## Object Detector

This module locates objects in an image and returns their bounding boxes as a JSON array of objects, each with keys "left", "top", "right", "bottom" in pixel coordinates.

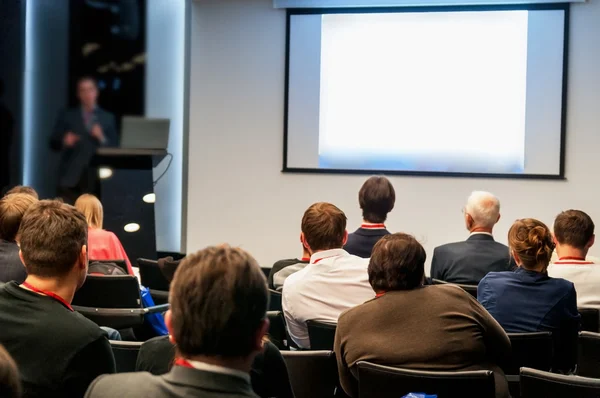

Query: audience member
[
  {"left": 282, "top": 202, "right": 374, "bottom": 348},
  {"left": 4, "top": 186, "right": 38, "bottom": 200},
  {"left": 431, "top": 191, "right": 513, "bottom": 285},
  {"left": 548, "top": 210, "right": 600, "bottom": 309},
  {"left": 0, "top": 344, "right": 21, "bottom": 398},
  {"left": 74, "top": 194, "right": 133, "bottom": 275},
  {"left": 344, "top": 176, "right": 394, "bottom": 258},
  {"left": 0, "top": 200, "right": 115, "bottom": 397},
  {"left": 0, "top": 193, "right": 37, "bottom": 284},
  {"left": 85, "top": 246, "right": 269, "bottom": 398},
  {"left": 268, "top": 237, "right": 310, "bottom": 291},
  {"left": 335, "top": 233, "right": 510, "bottom": 398},
  {"left": 478, "top": 218, "right": 580, "bottom": 371},
  {"left": 136, "top": 336, "right": 293, "bottom": 398}
]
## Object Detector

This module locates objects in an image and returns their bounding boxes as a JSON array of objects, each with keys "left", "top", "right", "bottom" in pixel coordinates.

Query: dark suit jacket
[
  {"left": 430, "top": 234, "right": 514, "bottom": 285},
  {"left": 344, "top": 227, "right": 390, "bottom": 258},
  {"left": 50, "top": 107, "right": 117, "bottom": 188},
  {"left": 85, "top": 366, "right": 259, "bottom": 398},
  {"left": 0, "top": 240, "right": 27, "bottom": 284}
]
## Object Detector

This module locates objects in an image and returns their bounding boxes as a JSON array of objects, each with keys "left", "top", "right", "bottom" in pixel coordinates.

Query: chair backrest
[
  {"left": 431, "top": 279, "right": 478, "bottom": 298},
  {"left": 90, "top": 259, "right": 128, "bottom": 274},
  {"left": 520, "top": 367, "right": 600, "bottom": 398},
  {"left": 282, "top": 351, "right": 338, "bottom": 398},
  {"left": 138, "top": 258, "right": 171, "bottom": 291},
  {"left": 267, "top": 311, "right": 288, "bottom": 350},
  {"left": 578, "top": 331, "right": 600, "bottom": 379},
  {"left": 579, "top": 308, "right": 600, "bottom": 333},
  {"left": 269, "top": 289, "right": 282, "bottom": 312},
  {"left": 73, "top": 275, "right": 141, "bottom": 308},
  {"left": 505, "top": 332, "right": 553, "bottom": 375},
  {"left": 261, "top": 267, "right": 271, "bottom": 279},
  {"left": 307, "top": 320, "right": 337, "bottom": 350},
  {"left": 357, "top": 361, "right": 495, "bottom": 398},
  {"left": 110, "top": 340, "right": 143, "bottom": 373}
]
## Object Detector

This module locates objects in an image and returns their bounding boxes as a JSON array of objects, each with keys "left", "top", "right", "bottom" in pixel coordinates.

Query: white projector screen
[{"left": 284, "top": 6, "right": 568, "bottom": 178}]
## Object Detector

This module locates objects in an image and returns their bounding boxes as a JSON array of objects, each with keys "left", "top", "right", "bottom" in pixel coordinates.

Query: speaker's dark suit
[
  {"left": 430, "top": 234, "right": 514, "bottom": 285},
  {"left": 50, "top": 107, "right": 117, "bottom": 199}
]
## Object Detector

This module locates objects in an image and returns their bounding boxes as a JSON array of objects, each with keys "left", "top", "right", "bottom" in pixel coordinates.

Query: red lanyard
[
  {"left": 375, "top": 292, "right": 386, "bottom": 298},
  {"left": 175, "top": 358, "right": 194, "bottom": 368},
  {"left": 21, "top": 282, "right": 73, "bottom": 312},
  {"left": 300, "top": 257, "right": 310, "bottom": 262},
  {"left": 313, "top": 254, "right": 342, "bottom": 264},
  {"left": 557, "top": 256, "right": 594, "bottom": 264},
  {"left": 361, "top": 223, "right": 386, "bottom": 229}
]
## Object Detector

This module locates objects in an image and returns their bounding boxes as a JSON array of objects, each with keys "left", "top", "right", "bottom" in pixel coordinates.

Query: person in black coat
[
  {"left": 50, "top": 76, "right": 117, "bottom": 204},
  {"left": 431, "top": 191, "right": 514, "bottom": 285}
]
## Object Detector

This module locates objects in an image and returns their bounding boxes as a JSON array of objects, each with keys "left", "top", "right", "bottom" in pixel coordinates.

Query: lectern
[{"left": 92, "top": 148, "right": 167, "bottom": 264}]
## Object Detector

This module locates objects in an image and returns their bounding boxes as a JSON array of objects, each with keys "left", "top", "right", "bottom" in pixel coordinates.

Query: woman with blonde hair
[
  {"left": 74, "top": 194, "right": 133, "bottom": 275},
  {"left": 478, "top": 218, "right": 580, "bottom": 372}
]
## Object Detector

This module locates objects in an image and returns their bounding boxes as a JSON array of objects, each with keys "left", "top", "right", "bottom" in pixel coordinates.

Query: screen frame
[{"left": 282, "top": 3, "right": 570, "bottom": 180}]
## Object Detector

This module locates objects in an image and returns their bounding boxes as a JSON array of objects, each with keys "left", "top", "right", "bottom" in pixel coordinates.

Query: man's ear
[
  {"left": 552, "top": 234, "right": 558, "bottom": 247},
  {"left": 342, "top": 230, "right": 349, "bottom": 246},
  {"left": 496, "top": 213, "right": 501, "bottom": 223},
  {"left": 165, "top": 310, "right": 177, "bottom": 345},
  {"left": 18, "top": 250, "right": 26, "bottom": 270},
  {"left": 254, "top": 318, "right": 270, "bottom": 352},
  {"left": 587, "top": 235, "right": 595, "bottom": 250},
  {"left": 79, "top": 245, "right": 88, "bottom": 270},
  {"left": 301, "top": 232, "right": 310, "bottom": 252}
]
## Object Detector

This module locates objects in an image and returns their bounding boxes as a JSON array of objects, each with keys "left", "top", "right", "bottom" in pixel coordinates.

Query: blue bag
[
  {"left": 402, "top": 394, "right": 437, "bottom": 398},
  {"left": 140, "top": 285, "right": 168, "bottom": 336}
]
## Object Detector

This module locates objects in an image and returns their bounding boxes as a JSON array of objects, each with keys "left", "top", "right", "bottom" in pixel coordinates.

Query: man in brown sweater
[{"left": 334, "top": 233, "right": 511, "bottom": 398}]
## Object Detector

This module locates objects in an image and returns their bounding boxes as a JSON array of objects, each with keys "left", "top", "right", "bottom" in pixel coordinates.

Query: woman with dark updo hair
[{"left": 478, "top": 218, "right": 580, "bottom": 371}]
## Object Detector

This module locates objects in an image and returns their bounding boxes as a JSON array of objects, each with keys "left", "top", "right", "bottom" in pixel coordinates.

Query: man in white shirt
[
  {"left": 282, "top": 202, "right": 374, "bottom": 349},
  {"left": 548, "top": 209, "right": 600, "bottom": 309}
]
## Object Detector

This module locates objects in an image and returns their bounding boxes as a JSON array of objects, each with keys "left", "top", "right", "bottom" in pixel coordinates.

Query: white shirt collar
[
  {"left": 310, "top": 248, "right": 348, "bottom": 264},
  {"left": 186, "top": 360, "right": 250, "bottom": 382},
  {"left": 469, "top": 232, "right": 493, "bottom": 237}
]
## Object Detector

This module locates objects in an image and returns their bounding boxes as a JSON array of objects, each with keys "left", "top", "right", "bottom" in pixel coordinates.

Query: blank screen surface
[
  {"left": 120, "top": 117, "right": 171, "bottom": 150},
  {"left": 285, "top": 7, "right": 567, "bottom": 177}
]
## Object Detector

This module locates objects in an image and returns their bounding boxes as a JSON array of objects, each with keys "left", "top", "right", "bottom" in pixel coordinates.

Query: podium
[{"left": 92, "top": 148, "right": 167, "bottom": 264}]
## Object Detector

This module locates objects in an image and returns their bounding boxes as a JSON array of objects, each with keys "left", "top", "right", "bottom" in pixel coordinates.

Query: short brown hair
[
  {"left": 170, "top": 246, "right": 268, "bottom": 358},
  {"left": 0, "top": 344, "right": 20, "bottom": 398},
  {"left": 508, "top": 218, "right": 555, "bottom": 270},
  {"left": 554, "top": 210, "right": 595, "bottom": 249},
  {"left": 0, "top": 194, "right": 38, "bottom": 241},
  {"left": 359, "top": 176, "right": 395, "bottom": 223},
  {"left": 18, "top": 200, "right": 88, "bottom": 277},
  {"left": 5, "top": 186, "right": 38, "bottom": 200},
  {"left": 301, "top": 203, "right": 347, "bottom": 252},
  {"left": 369, "top": 233, "right": 426, "bottom": 291}
]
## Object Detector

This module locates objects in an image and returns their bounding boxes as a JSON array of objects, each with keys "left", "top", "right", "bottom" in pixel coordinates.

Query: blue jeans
[{"left": 101, "top": 326, "right": 122, "bottom": 341}]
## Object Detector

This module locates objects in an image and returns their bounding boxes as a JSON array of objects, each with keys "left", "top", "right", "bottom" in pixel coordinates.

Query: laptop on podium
[{"left": 120, "top": 116, "right": 170, "bottom": 150}]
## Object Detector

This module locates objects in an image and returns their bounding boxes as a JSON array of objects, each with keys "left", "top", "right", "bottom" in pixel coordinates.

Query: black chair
[
  {"left": 520, "top": 367, "right": 600, "bottom": 398},
  {"left": 505, "top": 332, "right": 553, "bottom": 398},
  {"left": 110, "top": 340, "right": 143, "bottom": 373},
  {"left": 137, "top": 258, "right": 171, "bottom": 305},
  {"left": 282, "top": 350, "right": 338, "bottom": 398},
  {"left": 269, "top": 289, "right": 282, "bottom": 312},
  {"left": 89, "top": 259, "right": 128, "bottom": 274},
  {"left": 72, "top": 275, "right": 169, "bottom": 329},
  {"left": 307, "top": 320, "right": 337, "bottom": 350},
  {"left": 261, "top": 267, "right": 271, "bottom": 280},
  {"left": 431, "top": 279, "right": 478, "bottom": 298},
  {"left": 578, "top": 331, "right": 600, "bottom": 378},
  {"left": 267, "top": 311, "right": 288, "bottom": 350},
  {"left": 357, "top": 361, "right": 495, "bottom": 398},
  {"left": 579, "top": 308, "right": 600, "bottom": 333}
]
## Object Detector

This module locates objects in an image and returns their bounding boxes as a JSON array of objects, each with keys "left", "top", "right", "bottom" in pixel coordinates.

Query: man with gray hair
[{"left": 430, "top": 191, "right": 514, "bottom": 285}]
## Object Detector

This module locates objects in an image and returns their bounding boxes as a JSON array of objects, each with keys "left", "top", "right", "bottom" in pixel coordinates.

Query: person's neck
[
  {"left": 556, "top": 245, "right": 588, "bottom": 260},
  {"left": 521, "top": 263, "right": 548, "bottom": 273},
  {"left": 362, "top": 219, "right": 385, "bottom": 225},
  {"left": 82, "top": 103, "right": 96, "bottom": 113},
  {"left": 469, "top": 226, "right": 493, "bottom": 234},
  {"left": 301, "top": 251, "right": 311, "bottom": 260},
  {"left": 21, "top": 274, "right": 77, "bottom": 304},
  {"left": 186, "top": 354, "right": 253, "bottom": 374}
]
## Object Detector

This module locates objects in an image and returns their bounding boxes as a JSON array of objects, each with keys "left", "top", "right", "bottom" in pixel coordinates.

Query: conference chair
[
  {"left": 89, "top": 259, "right": 128, "bottom": 275},
  {"left": 137, "top": 258, "right": 171, "bottom": 305},
  {"left": 267, "top": 311, "right": 288, "bottom": 350},
  {"left": 579, "top": 308, "right": 600, "bottom": 333},
  {"left": 282, "top": 350, "right": 338, "bottom": 398},
  {"left": 357, "top": 361, "right": 495, "bottom": 398},
  {"left": 505, "top": 332, "right": 553, "bottom": 398},
  {"left": 307, "top": 320, "right": 337, "bottom": 350},
  {"left": 431, "top": 279, "right": 478, "bottom": 298},
  {"left": 578, "top": 331, "right": 600, "bottom": 378},
  {"left": 269, "top": 289, "right": 283, "bottom": 312},
  {"left": 110, "top": 340, "right": 143, "bottom": 373},
  {"left": 520, "top": 367, "right": 600, "bottom": 398},
  {"left": 72, "top": 274, "right": 169, "bottom": 330},
  {"left": 261, "top": 267, "right": 271, "bottom": 280}
]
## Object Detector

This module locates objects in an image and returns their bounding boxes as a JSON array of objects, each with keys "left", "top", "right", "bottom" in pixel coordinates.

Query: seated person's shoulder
[
  {"left": 86, "top": 371, "right": 158, "bottom": 397},
  {"left": 433, "top": 240, "right": 466, "bottom": 255},
  {"left": 550, "top": 275, "right": 576, "bottom": 292},
  {"left": 478, "top": 271, "right": 511, "bottom": 286}
]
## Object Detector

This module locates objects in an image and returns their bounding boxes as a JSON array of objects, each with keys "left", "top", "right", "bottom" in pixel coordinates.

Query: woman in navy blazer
[{"left": 477, "top": 218, "right": 580, "bottom": 372}]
